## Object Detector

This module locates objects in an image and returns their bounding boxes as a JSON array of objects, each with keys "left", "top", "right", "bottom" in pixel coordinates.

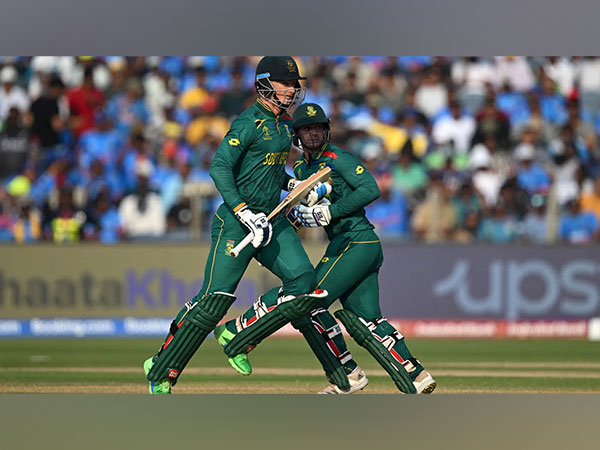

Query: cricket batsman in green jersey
[
  {"left": 143, "top": 58, "right": 340, "bottom": 394},
  {"left": 215, "top": 103, "right": 437, "bottom": 394}
]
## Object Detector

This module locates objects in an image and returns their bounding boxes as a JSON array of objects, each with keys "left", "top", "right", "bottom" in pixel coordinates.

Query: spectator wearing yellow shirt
[
  {"left": 370, "top": 108, "right": 428, "bottom": 157},
  {"left": 580, "top": 178, "right": 600, "bottom": 222}
]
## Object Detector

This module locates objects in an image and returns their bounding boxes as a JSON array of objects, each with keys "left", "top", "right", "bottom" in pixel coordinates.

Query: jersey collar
[{"left": 256, "top": 98, "right": 277, "bottom": 118}]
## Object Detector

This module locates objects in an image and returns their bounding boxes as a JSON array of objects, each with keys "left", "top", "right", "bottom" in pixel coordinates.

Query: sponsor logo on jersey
[
  {"left": 228, "top": 138, "right": 240, "bottom": 146},
  {"left": 225, "top": 240, "right": 235, "bottom": 256},
  {"left": 356, "top": 165, "right": 364, "bottom": 174}
]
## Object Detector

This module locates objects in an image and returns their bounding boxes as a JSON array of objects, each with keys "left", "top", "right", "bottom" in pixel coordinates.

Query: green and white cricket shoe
[
  {"left": 413, "top": 370, "right": 436, "bottom": 394},
  {"left": 143, "top": 357, "right": 172, "bottom": 394},
  {"left": 213, "top": 324, "right": 252, "bottom": 376},
  {"left": 318, "top": 366, "right": 369, "bottom": 394}
]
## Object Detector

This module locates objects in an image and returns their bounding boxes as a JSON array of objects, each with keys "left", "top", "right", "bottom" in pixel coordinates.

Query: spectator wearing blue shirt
[
  {"left": 105, "top": 79, "right": 149, "bottom": 138},
  {"left": 121, "top": 134, "right": 156, "bottom": 192},
  {"left": 520, "top": 194, "right": 551, "bottom": 244},
  {"left": 559, "top": 199, "right": 599, "bottom": 244},
  {"left": 78, "top": 112, "right": 124, "bottom": 173},
  {"left": 478, "top": 201, "right": 519, "bottom": 243},
  {"left": 538, "top": 77, "right": 568, "bottom": 126},
  {"left": 83, "top": 188, "right": 122, "bottom": 244},
  {"left": 514, "top": 143, "right": 550, "bottom": 195},
  {"left": 495, "top": 82, "right": 530, "bottom": 127},
  {"left": 365, "top": 180, "right": 409, "bottom": 238}
]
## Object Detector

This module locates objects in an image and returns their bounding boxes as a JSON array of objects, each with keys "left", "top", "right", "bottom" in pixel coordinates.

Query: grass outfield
[{"left": 0, "top": 337, "right": 599, "bottom": 393}]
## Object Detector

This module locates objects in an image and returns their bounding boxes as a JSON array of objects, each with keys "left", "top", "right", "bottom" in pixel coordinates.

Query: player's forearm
[
  {"left": 329, "top": 182, "right": 380, "bottom": 219},
  {"left": 209, "top": 162, "right": 246, "bottom": 212}
]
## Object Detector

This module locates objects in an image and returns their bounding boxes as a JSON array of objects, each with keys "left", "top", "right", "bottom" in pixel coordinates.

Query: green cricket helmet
[
  {"left": 255, "top": 56, "right": 306, "bottom": 110},
  {"left": 292, "top": 103, "right": 331, "bottom": 156}
]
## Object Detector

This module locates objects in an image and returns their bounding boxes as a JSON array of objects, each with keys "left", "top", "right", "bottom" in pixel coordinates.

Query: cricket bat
[{"left": 229, "top": 166, "right": 331, "bottom": 257}]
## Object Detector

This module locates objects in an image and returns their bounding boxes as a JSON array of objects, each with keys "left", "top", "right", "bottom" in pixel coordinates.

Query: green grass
[{"left": 1, "top": 337, "right": 599, "bottom": 393}]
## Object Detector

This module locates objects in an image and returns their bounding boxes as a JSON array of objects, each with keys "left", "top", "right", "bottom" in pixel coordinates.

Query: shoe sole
[{"left": 227, "top": 357, "right": 251, "bottom": 376}]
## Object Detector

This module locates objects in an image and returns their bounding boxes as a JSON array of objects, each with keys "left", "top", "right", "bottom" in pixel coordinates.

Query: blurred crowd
[{"left": 0, "top": 56, "right": 599, "bottom": 245}]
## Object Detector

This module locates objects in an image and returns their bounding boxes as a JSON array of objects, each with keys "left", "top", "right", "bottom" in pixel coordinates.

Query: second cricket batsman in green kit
[
  {"left": 143, "top": 57, "right": 340, "bottom": 394},
  {"left": 216, "top": 103, "right": 437, "bottom": 394}
]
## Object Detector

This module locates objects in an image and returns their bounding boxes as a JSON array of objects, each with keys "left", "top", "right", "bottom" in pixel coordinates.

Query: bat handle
[{"left": 230, "top": 233, "right": 253, "bottom": 258}]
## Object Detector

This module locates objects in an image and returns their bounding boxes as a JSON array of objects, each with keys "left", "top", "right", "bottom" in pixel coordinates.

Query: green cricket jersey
[
  {"left": 210, "top": 99, "right": 294, "bottom": 216},
  {"left": 293, "top": 143, "right": 380, "bottom": 240}
]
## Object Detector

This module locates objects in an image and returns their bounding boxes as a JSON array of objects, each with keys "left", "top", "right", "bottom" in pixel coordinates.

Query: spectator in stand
[
  {"left": 29, "top": 75, "right": 68, "bottom": 173},
  {"left": 520, "top": 194, "right": 551, "bottom": 244},
  {"left": 478, "top": 200, "right": 518, "bottom": 243},
  {"left": 469, "top": 144, "right": 504, "bottom": 208},
  {"left": 498, "top": 177, "right": 530, "bottom": 220},
  {"left": 67, "top": 67, "right": 105, "bottom": 139},
  {"left": 391, "top": 143, "right": 428, "bottom": 197},
  {"left": 559, "top": 199, "right": 599, "bottom": 244},
  {"left": 453, "top": 210, "right": 481, "bottom": 243},
  {"left": 548, "top": 140, "right": 583, "bottom": 206},
  {"left": 511, "top": 96, "right": 556, "bottom": 147},
  {"left": 365, "top": 178, "right": 410, "bottom": 238},
  {"left": 370, "top": 107, "right": 429, "bottom": 157},
  {"left": 538, "top": 75, "right": 568, "bottom": 126},
  {"left": 495, "top": 81, "right": 530, "bottom": 127},
  {"left": 431, "top": 99, "right": 476, "bottom": 154},
  {"left": 451, "top": 57, "right": 495, "bottom": 114},
  {"left": 472, "top": 96, "right": 510, "bottom": 148},
  {"left": 576, "top": 57, "right": 600, "bottom": 123},
  {"left": 493, "top": 56, "right": 535, "bottom": 93},
  {"left": 83, "top": 187, "right": 122, "bottom": 244},
  {"left": 43, "top": 185, "right": 86, "bottom": 244},
  {"left": 543, "top": 57, "right": 576, "bottom": 98},
  {"left": 412, "top": 172, "right": 456, "bottom": 242},
  {"left": 118, "top": 159, "right": 166, "bottom": 238},
  {"left": 415, "top": 66, "right": 448, "bottom": 119},
  {"left": 514, "top": 143, "right": 551, "bottom": 195},
  {"left": 0, "top": 65, "right": 30, "bottom": 120},
  {"left": 11, "top": 196, "right": 42, "bottom": 244},
  {"left": 0, "top": 108, "right": 31, "bottom": 180},
  {"left": 78, "top": 110, "right": 124, "bottom": 173},
  {"left": 86, "top": 158, "right": 125, "bottom": 204},
  {"left": 452, "top": 180, "right": 484, "bottom": 230},
  {"left": 218, "top": 69, "right": 253, "bottom": 119},
  {"left": 105, "top": 78, "right": 149, "bottom": 138},
  {"left": 580, "top": 178, "right": 600, "bottom": 222}
]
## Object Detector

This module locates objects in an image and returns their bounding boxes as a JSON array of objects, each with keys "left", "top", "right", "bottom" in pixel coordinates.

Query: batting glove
[
  {"left": 287, "top": 178, "right": 302, "bottom": 191},
  {"left": 294, "top": 199, "right": 332, "bottom": 227},
  {"left": 235, "top": 205, "right": 273, "bottom": 248},
  {"left": 303, "top": 182, "right": 332, "bottom": 206}
]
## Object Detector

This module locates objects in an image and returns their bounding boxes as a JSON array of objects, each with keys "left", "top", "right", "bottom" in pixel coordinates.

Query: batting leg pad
[
  {"left": 292, "top": 311, "right": 350, "bottom": 392},
  {"left": 147, "top": 292, "right": 236, "bottom": 384},
  {"left": 335, "top": 310, "right": 416, "bottom": 394},
  {"left": 224, "top": 289, "right": 328, "bottom": 357}
]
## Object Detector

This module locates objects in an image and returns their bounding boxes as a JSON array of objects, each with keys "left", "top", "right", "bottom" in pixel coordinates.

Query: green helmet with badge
[
  {"left": 255, "top": 56, "right": 306, "bottom": 110},
  {"left": 292, "top": 103, "right": 331, "bottom": 156}
]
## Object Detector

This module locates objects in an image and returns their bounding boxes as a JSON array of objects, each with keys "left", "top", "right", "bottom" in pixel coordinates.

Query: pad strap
[
  {"left": 224, "top": 290, "right": 328, "bottom": 357},
  {"left": 147, "top": 292, "right": 236, "bottom": 384},
  {"left": 292, "top": 312, "right": 350, "bottom": 391},
  {"left": 335, "top": 309, "right": 416, "bottom": 394}
]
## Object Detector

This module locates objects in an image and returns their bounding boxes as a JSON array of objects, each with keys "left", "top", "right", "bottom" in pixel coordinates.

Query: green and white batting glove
[
  {"left": 235, "top": 205, "right": 273, "bottom": 248},
  {"left": 294, "top": 199, "right": 331, "bottom": 227}
]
